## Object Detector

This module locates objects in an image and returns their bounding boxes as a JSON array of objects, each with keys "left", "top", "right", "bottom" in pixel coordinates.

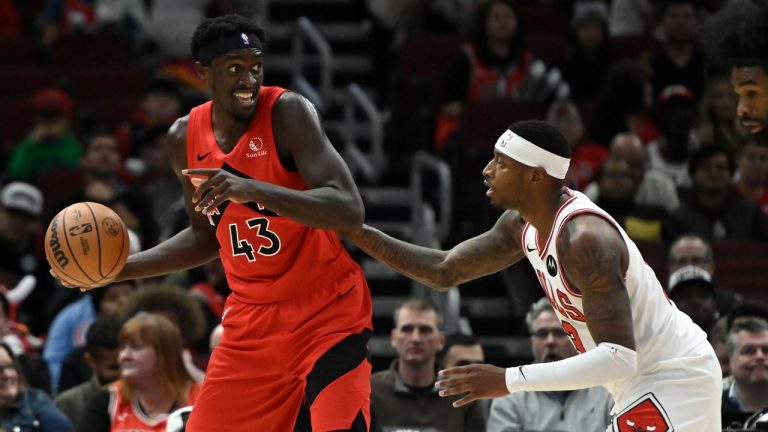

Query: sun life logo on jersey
[
  {"left": 246, "top": 137, "right": 267, "bottom": 158},
  {"left": 546, "top": 255, "right": 557, "bottom": 277}
]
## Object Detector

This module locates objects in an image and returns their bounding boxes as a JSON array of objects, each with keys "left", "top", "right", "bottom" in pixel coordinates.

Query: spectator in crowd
[
  {"left": 0, "top": 293, "right": 49, "bottom": 395},
  {"left": 672, "top": 145, "right": 767, "bottom": 240},
  {"left": 667, "top": 265, "right": 719, "bottom": 334},
  {"left": 727, "top": 302, "right": 768, "bottom": 332},
  {"left": 710, "top": 317, "right": 731, "bottom": 383},
  {"left": 55, "top": 318, "right": 121, "bottom": 430},
  {"left": 44, "top": 282, "right": 134, "bottom": 394},
  {"left": 487, "top": 298, "right": 612, "bottom": 432},
  {"left": 0, "top": 182, "right": 56, "bottom": 336},
  {"left": 441, "top": 333, "right": 485, "bottom": 369},
  {"left": 434, "top": 0, "right": 531, "bottom": 151},
  {"left": 608, "top": 0, "right": 655, "bottom": 37},
  {"left": 547, "top": 100, "right": 606, "bottom": 192},
  {"left": 722, "top": 318, "right": 768, "bottom": 428},
  {"left": 37, "top": 0, "right": 97, "bottom": 48},
  {"left": 668, "top": 233, "right": 743, "bottom": 317},
  {"left": 589, "top": 60, "right": 658, "bottom": 147},
  {"left": 119, "top": 285, "right": 207, "bottom": 383},
  {"left": 0, "top": 343, "right": 73, "bottom": 431},
  {"left": 698, "top": 75, "right": 747, "bottom": 150},
  {"left": 649, "top": 0, "right": 707, "bottom": 99},
  {"left": 133, "top": 126, "right": 182, "bottom": 242},
  {"left": 594, "top": 157, "right": 674, "bottom": 244},
  {"left": 50, "top": 130, "right": 159, "bottom": 249},
  {"left": 115, "top": 77, "right": 181, "bottom": 160},
  {"left": 556, "top": 2, "right": 618, "bottom": 103},
  {"left": 6, "top": 88, "right": 80, "bottom": 184},
  {"left": 647, "top": 84, "right": 699, "bottom": 189},
  {"left": 585, "top": 132, "right": 680, "bottom": 212},
  {"left": 701, "top": 0, "right": 768, "bottom": 141},
  {"left": 371, "top": 298, "right": 485, "bottom": 432},
  {"left": 80, "top": 314, "right": 200, "bottom": 431},
  {"left": 733, "top": 136, "right": 768, "bottom": 216}
]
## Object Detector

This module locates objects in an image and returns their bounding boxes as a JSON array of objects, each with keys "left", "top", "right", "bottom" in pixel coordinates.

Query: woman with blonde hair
[{"left": 82, "top": 314, "right": 200, "bottom": 432}]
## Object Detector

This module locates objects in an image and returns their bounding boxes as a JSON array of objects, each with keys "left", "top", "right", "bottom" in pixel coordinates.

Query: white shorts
[{"left": 607, "top": 346, "right": 722, "bottom": 432}]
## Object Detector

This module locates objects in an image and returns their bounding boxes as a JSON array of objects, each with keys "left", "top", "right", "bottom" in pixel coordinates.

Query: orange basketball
[{"left": 45, "top": 202, "right": 130, "bottom": 287}]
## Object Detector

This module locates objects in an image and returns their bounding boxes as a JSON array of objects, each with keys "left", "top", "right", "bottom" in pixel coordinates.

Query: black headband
[{"left": 198, "top": 32, "right": 262, "bottom": 65}]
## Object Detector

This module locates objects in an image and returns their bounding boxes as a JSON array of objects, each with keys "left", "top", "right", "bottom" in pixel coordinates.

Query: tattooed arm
[
  {"left": 344, "top": 210, "right": 526, "bottom": 291},
  {"left": 435, "top": 214, "right": 637, "bottom": 406},
  {"left": 558, "top": 214, "right": 635, "bottom": 350}
]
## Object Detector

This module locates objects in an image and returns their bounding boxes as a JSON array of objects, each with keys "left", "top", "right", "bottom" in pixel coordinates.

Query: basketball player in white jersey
[{"left": 344, "top": 120, "right": 722, "bottom": 431}]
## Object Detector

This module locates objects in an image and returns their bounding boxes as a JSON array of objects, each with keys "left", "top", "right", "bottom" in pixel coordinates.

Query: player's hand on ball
[
  {"left": 435, "top": 363, "right": 510, "bottom": 407},
  {"left": 182, "top": 168, "right": 255, "bottom": 214},
  {"left": 49, "top": 269, "right": 109, "bottom": 292}
]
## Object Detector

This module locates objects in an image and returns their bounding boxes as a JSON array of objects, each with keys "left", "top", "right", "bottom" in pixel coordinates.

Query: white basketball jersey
[{"left": 521, "top": 189, "right": 709, "bottom": 405}]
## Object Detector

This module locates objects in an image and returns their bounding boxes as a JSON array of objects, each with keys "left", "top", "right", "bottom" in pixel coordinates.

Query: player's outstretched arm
[
  {"left": 114, "top": 116, "right": 220, "bottom": 283},
  {"left": 435, "top": 215, "right": 637, "bottom": 406},
  {"left": 184, "top": 92, "right": 364, "bottom": 230},
  {"left": 344, "top": 210, "right": 526, "bottom": 291}
]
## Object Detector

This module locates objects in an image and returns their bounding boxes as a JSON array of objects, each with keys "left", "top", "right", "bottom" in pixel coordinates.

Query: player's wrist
[{"left": 504, "top": 366, "right": 527, "bottom": 393}]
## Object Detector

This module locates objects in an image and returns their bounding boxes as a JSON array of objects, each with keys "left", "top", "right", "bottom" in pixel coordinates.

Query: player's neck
[
  {"left": 210, "top": 104, "right": 251, "bottom": 153},
  {"left": 524, "top": 187, "right": 569, "bottom": 240}
]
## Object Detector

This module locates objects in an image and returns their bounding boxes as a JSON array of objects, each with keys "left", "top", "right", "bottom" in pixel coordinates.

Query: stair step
[
  {"left": 267, "top": 21, "right": 372, "bottom": 43},
  {"left": 462, "top": 297, "right": 511, "bottom": 318},
  {"left": 359, "top": 187, "right": 411, "bottom": 206},
  {"left": 270, "top": 1, "right": 367, "bottom": 23},
  {"left": 268, "top": 54, "right": 372, "bottom": 74}
]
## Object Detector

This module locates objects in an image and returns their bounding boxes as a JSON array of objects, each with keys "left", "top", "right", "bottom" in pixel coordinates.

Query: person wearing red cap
[{"left": 7, "top": 88, "right": 80, "bottom": 184}]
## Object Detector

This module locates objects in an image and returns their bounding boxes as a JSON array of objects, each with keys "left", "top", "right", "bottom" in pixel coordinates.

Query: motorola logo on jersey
[
  {"left": 246, "top": 137, "right": 267, "bottom": 158},
  {"left": 546, "top": 255, "right": 557, "bottom": 277}
]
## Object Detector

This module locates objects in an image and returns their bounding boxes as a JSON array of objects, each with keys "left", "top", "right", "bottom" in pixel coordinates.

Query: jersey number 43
[{"left": 228, "top": 217, "right": 281, "bottom": 262}]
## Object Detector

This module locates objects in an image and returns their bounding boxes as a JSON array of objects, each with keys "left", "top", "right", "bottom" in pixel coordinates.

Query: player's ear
[
  {"left": 530, "top": 167, "right": 547, "bottom": 184},
  {"left": 195, "top": 61, "right": 210, "bottom": 81}
]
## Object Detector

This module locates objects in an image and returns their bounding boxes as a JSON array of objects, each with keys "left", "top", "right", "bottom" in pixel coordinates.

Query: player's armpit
[{"left": 557, "top": 215, "right": 636, "bottom": 351}]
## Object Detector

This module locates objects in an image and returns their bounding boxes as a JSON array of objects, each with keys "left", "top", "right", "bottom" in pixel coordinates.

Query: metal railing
[
  {"left": 292, "top": 17, "right": 333, "bottom": 112},
  {"left": 341, "top": 83, "right": 386, "bottom": 183}
]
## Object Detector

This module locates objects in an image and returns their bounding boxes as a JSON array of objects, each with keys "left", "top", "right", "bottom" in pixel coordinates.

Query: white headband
[{"left": 494, "top": 129, "right": 570, "bottom": 179}]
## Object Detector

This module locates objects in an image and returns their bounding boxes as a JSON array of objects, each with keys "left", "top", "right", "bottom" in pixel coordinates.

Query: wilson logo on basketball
[
  {"left": 68, "top": 223, "right": 93, "bottom": 237},
  {"left": 48, "top": 215, "right": 69, "bottom": 267},
  {"left": 102, "top": 218, "right": 120, "bottom": 236},
  {"left": 246, "top": 137, "right": 267, "bottom": 158}
]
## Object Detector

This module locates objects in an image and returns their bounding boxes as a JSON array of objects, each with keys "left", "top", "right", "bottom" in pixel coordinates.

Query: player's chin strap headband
[
  {"left": 198, "top": 32, "right": 262, "bottom": 65},
  {"left": 494, "top": 129, "right": 570, "bottom": 179}
]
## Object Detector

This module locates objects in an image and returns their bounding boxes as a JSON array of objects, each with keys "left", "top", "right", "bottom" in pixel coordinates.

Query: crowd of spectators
[{"left": 0, "top": 0, "right": 767, "bottom": 430}]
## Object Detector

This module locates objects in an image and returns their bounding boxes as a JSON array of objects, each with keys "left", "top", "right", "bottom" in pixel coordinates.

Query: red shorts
[{"left": 186, "top": 267, "right": 373, "bottom": 431}]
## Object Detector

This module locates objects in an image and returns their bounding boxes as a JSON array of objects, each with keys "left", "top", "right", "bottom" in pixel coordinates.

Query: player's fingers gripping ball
[{"left": 45, "top": 202, "right": 130, "bottom": 288}]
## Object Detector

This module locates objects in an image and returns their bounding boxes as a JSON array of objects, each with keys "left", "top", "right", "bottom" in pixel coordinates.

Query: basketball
[{"left": 45, "top": 202, "right": 130, "bottom": 287}]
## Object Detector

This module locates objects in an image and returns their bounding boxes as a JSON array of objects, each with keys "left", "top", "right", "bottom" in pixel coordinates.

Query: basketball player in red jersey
[{"left": 49, "top": 14, "right": 373, "bottom": 431}]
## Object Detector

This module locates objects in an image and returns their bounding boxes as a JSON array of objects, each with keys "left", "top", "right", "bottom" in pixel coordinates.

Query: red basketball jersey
[
  {"left": 108, "top": 381, "right": 200, "bottom": 432},
  {"left": 186, "top": 86, "right": 361, "bottom": 304}
]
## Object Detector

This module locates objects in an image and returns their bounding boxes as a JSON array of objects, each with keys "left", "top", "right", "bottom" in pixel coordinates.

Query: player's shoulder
[
  {"left": 168, "top": 114, "right": 190, "bottom": 142},
  {"left": 273, "top": 90, "right": 317, "bottom": 119},
  {"left": 557, "top": 213, "right": 627, "bottom": 260}
]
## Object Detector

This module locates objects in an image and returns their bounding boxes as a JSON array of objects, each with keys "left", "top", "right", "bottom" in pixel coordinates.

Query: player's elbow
[{"left": 338, "top": 196, "right": 365, "bottom": 230}]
